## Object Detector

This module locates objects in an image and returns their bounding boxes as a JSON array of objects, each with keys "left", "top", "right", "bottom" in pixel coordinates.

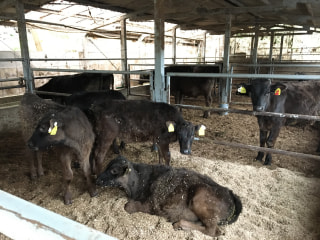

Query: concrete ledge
[{"left": 0, "top": 190, "right": 117, "bottom": 240}]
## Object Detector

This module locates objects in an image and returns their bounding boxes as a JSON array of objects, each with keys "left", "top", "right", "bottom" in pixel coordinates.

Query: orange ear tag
[{"left": 275, "top": 88, "right": 281, "bottom": 96}]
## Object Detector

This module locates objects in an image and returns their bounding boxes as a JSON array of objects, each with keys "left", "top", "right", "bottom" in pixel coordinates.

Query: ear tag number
[
  {"left": 48, "top": 122, "right": 58, "bottom": 135},
  {"left": 275, "top": 88, "right": 281, "bottom": 96},
  {"left": 168, "top": 123, "right": 175, "bottom": 132},
  {"left": 199, "top": 125, "right": 206, "bottom": 136}
]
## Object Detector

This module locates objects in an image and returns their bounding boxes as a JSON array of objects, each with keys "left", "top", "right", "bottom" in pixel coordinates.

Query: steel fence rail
[{"left": 175, "top": 104, "right": 320, "bottom": 121}]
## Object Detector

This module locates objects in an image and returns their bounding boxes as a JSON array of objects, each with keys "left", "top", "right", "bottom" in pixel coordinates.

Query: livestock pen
[
  {"left": 1, "top": 0, "right": 320, "bottom": 239},
  {"left": 1, "top": 89, "right": 320, "bottom": 239}
]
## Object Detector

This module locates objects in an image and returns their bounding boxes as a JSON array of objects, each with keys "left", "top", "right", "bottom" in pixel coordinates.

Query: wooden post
[
  {"left": 153, "top": 0, "right": 167, "bottom": 103},
  {"left": 16, "top": 0, "right": 34, "bottom": 93}
]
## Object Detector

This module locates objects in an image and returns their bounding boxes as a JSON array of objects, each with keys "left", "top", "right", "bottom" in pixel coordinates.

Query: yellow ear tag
[
  {"left": 48, "top": 122, "right": 58, "bottom": 136},
  {"left": 198, "top": 125, "right": 206, "bottom": 136},
  {"left": 238, "top": 86, "right": 246, "bottom": 94},
  {"left": 168, "top": 123, "right": 175, "bottom": 132},
  {"left": 275, "top": 88, "right": 281, "bottom": 96}
]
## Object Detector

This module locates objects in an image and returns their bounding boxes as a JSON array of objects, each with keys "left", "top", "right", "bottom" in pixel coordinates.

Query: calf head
[
  {"left": 28, "top": 113, "right": 66, "bottom": 151},
  {"left": 249, "top": 79, "right": 272, "bottom": 112},
  {"left": 167, "top": 121, "right": 202, "bottom": 155},
  {"left": 250, "top": 79, "right": 288, "bottom": 112},
  {"left": 96, "top": 156, "right": 133, "bottom": 195}
]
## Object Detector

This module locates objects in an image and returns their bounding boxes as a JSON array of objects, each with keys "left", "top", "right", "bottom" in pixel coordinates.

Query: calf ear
[
  {"left": 236, "top": 83, "right": 250, "bottom": 95},
  {"left": 166, "top": 121, "right": 176, "bottom": 133},
  {"left": 48, "top": 118, "right": 63, "bottom": 136},
  {"left": 195, "top": 124, "right": 206, "bottom": 136},
  {"left": 270, "top": 83, "right": 287, "bottom": 96},
  {"left": 110, "top": 165, "right": 131, "bottom": 176}
]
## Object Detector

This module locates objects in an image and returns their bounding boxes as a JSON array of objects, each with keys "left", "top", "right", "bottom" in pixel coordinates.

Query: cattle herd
[{"left": 17, "top": 70, "right": 320, "bottom": 238}]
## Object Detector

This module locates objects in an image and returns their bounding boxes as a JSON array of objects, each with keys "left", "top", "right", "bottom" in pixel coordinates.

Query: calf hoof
[
  {"left": 64, "top": 198, "right": 72, "bottom": 205},
  {"left": 203, "top": 110, "right": 210, "bottom": 118},
  {"left": 119, "top": 141, "right": 126, "bottom": 150},
  {"left": 124, "top": 201, "right": 138, "bottom": 214},
  {"left": 263, "top": 160, "right": 272, "bottom": 166},
  {"left": 30, "top": 172, "right": 37, "bottom": 181},
  {"left": 90, "top": 189, "right": 98, "bottom": 198},
  {"left": 173, "top": 221, "right": 183, "bottom": 230},
  {"left": 151, "top": 144, "right": 158, "bottom": 152},
  {"left": 112, "top": 147, "right": 120, "bottom": 154}
]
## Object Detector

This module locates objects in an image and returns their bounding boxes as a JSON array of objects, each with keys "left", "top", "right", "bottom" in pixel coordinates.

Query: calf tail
[{"left": 227, "top": 191, "right": 242, "bottom": 225}]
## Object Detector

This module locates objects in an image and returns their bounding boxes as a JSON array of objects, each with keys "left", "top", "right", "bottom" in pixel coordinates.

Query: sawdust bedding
[{"left": 0, "top": 94, "right": 320, "bottom": 240}]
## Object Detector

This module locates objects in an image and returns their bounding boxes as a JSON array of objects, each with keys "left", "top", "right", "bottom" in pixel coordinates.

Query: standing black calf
[
  {"left": 90, "top": 99, "right": 202, "bottom": 174},
  {"left": 28, "top": 106, "right": 97, "bottom": 204},
  {"left": 241, "top": 79, "right": 320, "bottom": 165},
  {"left": 96, "top": 156, "right": 242, "bottom": 237},
  {"left": 19, "top": 93, "right": 65, "bottom": 179}
]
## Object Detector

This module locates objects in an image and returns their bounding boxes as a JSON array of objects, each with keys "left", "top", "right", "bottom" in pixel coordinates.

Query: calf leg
[
  {"left": 36, "top": 151, "right": 44, "bottom": 177},
  {"left": 81, "top": 153, "right": 97, "bottom": 198},
  {"left": 111, "top": 138, "right": 120, "bottom": 154},
  {"left": 175, "top": 92, "right": 184, "bottom": 112},
  {"left": 60, "top": 151, "right": 73, "bottom": 205},
  {"left": 29, "top": 151, "right": 37, "bottom": 180},
  {"left": 256, "top": 130, "right": 268, "bottom": 162},
  {"left": 124, "top": 200, "right": 151, "bottom": 214},
  {"left": 203, "top": 93, "right": 212, "bottom": 118},
  {"left": 28, "top": 150, "right": 44, "bottom": 180},
  {"left": 317, "top": 142, "right": 320, "bottom": 153},
  {"left": 93, "top": 132, "right": 118, "bottom": 175},
  {"left": 158, "top": 143, "right": 171, "bottom": 165},
  {"left": 264, "top": 126, "right": 281, "bottom": 165},
  {"left": 173, "top": 187, "right": 221, "bottom": 237}
]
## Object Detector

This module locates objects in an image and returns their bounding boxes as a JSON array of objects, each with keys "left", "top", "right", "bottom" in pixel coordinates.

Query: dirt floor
[{"left": 0, "top": 93, "right": 320, "bottom": 240}]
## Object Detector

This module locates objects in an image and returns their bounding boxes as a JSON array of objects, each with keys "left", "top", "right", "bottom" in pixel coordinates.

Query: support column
[
  {"left": 120, "top": 18, "right": 128, "bottom": 89},
  {"left": 16, "top": 0, "right": 34, "bottom": 93},
  {"left": 219, "top": 15, "right": 231, "bottom": 114},
  {"left": 268, "top": 31, "right": 274, "bottom": 73},
  {"left": 279, "top": 35, "right": 284, "bottom": 61},
  {"left": 153, "top": 0, "right": 167, "bottom": 103},
  {"left": 202, "top": 31, "right": 207, "bottom": 63},
  {"left": 172, "top": 26, "right": 177, "bottom": 64},
  {"left": 252, "top": 25, "right": 259, "bottom": 74},
  {"left": 269, "top": 32, "right": 274, "bottom": 61}
]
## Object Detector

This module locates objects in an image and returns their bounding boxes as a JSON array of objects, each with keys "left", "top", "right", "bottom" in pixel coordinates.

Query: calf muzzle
[
  {"left": 254, "top": 106, "right": 265, "bottom": 112},
  {"left": 181, "top": 149, "right": 191, "bottom": 155}
]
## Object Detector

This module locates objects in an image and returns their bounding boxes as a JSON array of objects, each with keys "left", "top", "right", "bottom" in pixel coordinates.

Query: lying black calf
[{"left": 96, "top": 156, "right": 242, "bottom": 237}]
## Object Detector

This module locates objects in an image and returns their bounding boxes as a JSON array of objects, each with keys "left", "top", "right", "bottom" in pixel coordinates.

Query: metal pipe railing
[
  {"left": 166, "top": 72, "right": 320, "bottom": 80},
  {"left": 175, "top": 104, "right": 320, "bottom": 122},
  {"left": 0, "top": 77, "right": 23, "bottom": 82}
]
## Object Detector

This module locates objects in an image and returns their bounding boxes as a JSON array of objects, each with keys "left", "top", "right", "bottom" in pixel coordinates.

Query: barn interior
[{"left": 1, "top": 1, "right": 320, "bottom": 240}]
